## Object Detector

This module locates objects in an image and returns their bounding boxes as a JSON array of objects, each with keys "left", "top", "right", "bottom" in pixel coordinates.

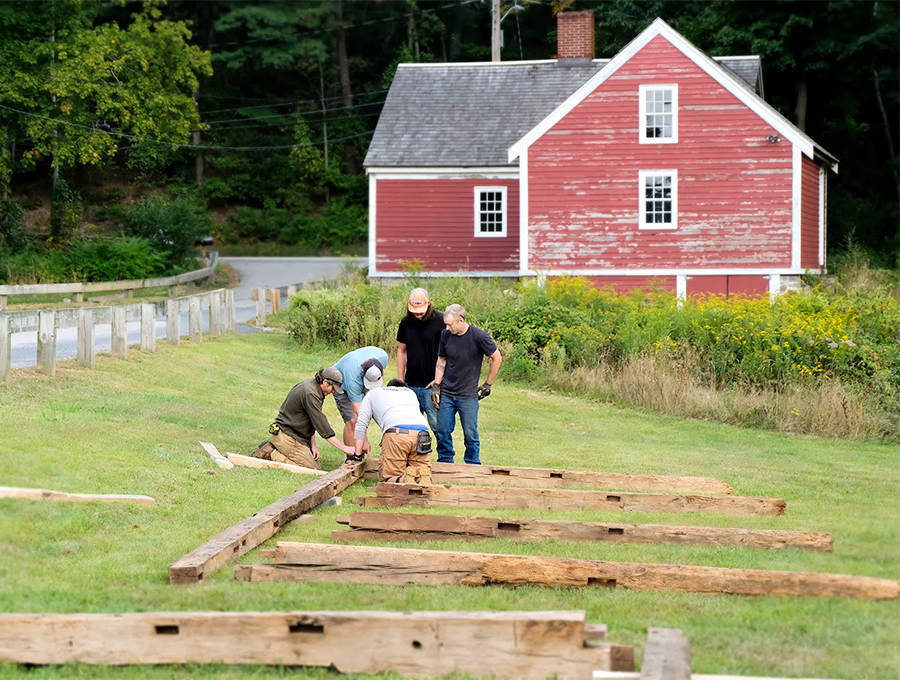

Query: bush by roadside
[{"left": 282, "top": 269, "right": 900, "bottom": 440}]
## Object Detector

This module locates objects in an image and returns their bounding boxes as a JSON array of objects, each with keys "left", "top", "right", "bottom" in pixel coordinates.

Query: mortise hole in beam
[
  {"left": 497, "top": 522, "right": 521, "bottom": 532},
  {"left": 289, "top": 623, "right": 325, "bottom": 634},
  {"left": 155, "top": 625, "right": 179, "bottom": 635},
  {"left": 550, "top": 472, "right": 563, "bottom": 479},
  {"left": 408, "top": 488, "right": 424, "bottom": 496},
  {"left": 412, "top": 640, "right": 422, "bottom": 649},
  {"left": 608, "top": 527, "right": 625, "bottom": 535},
  {"left": 491, "top": 469, "right": 511, "bottom": 476},
  {"left": 606, "top": 495, "right": 621, "bottom": 503},
  {"left": 587, "top": 578, "right": 617, "bottom": 588}
]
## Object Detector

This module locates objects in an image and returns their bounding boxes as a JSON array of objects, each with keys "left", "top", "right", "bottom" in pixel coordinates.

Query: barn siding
[
  {"left": 375, "top": 178, "right": 519, "bottom": 273},
  {"left": 528, "top": 35, "right": 794, "bottom": 272},
  {"left": 581, "top": 275, "right": 676, "bottom": 292},
  {"left": 800, "top": 156, "right": 821, "bottom": 269}
]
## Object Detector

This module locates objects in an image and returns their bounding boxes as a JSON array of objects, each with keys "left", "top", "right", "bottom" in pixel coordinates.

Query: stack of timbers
[
  {"left": 0, "top": 611, "right": 634, "bottom": 678},
  {"left": 236, "top": 542, "right": 900, "bottom": 600},
  {"left": 357, "top": 482, "right": 787, "bottom": 515},
  {"left": 332, "top": 511, "right": 835, "bottom": 551},
  {"left": 363, "top": 459, "right": 736, "bottom": 494}
]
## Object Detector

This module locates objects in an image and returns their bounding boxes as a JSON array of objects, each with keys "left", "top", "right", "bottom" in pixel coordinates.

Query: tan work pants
[
  {"left": 271, "top": 430, "right": 320, "bottom": 470},
  {"left": 381, "top": 431, "right": 430, "bottom": 481}
]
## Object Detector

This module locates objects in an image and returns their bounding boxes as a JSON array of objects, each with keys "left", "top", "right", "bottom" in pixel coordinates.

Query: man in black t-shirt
[
  {"left": 396, "top": 288, "right": 452, "bottom": 460},
  {"left": 432, "top": 304, "right": 502, "bottom": 465}
]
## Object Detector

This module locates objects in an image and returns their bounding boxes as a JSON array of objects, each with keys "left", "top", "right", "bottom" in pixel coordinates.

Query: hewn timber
[
  {"left": 331, "top": 512, "right": 833, "bottom": 551},
  {"left": 0, "top": 487, "right": 155, "bottom": 506},
  {"left": 359, "top": 483, "right": 786, "bottom": 516},
  {"left": 363, "top": 458, "right": 733, "bottom": 494},
  {"left": 236, "top": 543, "right": 900, "bottom": 601},
  {"left": 168, "top": 462, "right": 364, "bottom": 584},
  {"left": 639, "top": 628, "right": 691, "bottom": 680},
  {"left": 226, "top": 452, "right": 327, "bottom": 476},
  {"left": 198, "top": 441, "right": 233, "bottom": 470},
  {"left": 0, "top": 611, "right": 633, "bottom": 677}
]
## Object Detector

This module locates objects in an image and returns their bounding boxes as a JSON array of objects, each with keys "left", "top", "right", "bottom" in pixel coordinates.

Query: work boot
[
  {"left": 252, "top": 441, "right": 275, "bottom": 460},
  {"left": 416, "top": 469, "right": 433, "bottom": 486},
  {"left": 400, "top": 466, "right": 417, "bottom": 484}
]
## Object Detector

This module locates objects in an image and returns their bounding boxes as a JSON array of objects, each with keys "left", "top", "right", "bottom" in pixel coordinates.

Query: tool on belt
[
  {"left": 416, "top": 430, "right": 433, "bottom": 456},
  {"left": 268, "top": 423, "right": 280, "bottom": 435}
]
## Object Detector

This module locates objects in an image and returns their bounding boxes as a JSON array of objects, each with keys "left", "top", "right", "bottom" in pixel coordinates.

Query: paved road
[{"left": 9, "top": 257, "right": 365, "bottom": 369}]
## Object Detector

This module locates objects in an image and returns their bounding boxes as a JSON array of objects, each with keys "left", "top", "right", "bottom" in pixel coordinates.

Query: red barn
[{"left": 364, "top": 14, "right": 838, "bottom": 297}]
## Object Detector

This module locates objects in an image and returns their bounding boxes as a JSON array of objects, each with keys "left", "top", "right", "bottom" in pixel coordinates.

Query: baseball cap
[
  {"left": 408, "top": 288, "right": 430, "bottom": 314},
  {"left": 361, "top": 358, "right": 384, "bottom": 391},
  {"left": 320, "top": 366, "right": 344, "bottom": 393}
]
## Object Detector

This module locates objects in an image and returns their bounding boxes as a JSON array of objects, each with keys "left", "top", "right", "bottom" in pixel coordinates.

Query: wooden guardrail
[
  {"left": 0, "top": 252, "right": 218, "bottom": 307},
  {"left": 0, "top": 288, "right": 236, "bottom": 381}
]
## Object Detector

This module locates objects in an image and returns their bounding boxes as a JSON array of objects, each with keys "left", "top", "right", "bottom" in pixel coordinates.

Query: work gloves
[
  {"left": 432, "top": 383, "right": 441, "bottom": 409},
  {"left": 478, "top": 382, "right": 492, "bottom": 400}
]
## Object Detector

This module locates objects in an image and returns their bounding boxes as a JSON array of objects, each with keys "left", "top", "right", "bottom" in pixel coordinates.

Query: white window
[
  {"left": 638, "top": 170, "right": 678, "bottom": 229},
  {"left": 639, "top": 85, "right": 678, "bottom": 144},
  {"left": 474, "top": 186, "right": 507, "bottom": 238}
]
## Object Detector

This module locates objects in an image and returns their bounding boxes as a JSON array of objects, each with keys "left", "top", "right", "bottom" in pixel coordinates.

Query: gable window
[
  {"left": 639, "top": 85, "right": 678, "bottom": 144},
  {"left": 638, "top": 170, "right": 678, "bottom": 229},
  {"left": 474, "top": 186, "right": 507, "bottom": 238}
]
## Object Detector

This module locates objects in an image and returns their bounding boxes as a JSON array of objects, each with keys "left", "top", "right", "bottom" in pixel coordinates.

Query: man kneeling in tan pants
[
  {"left": 349, "top": 379, "right": 432, "bottom": 484},
  {"left": 254, "top": 367, "right": 355, "bottom": 469}
]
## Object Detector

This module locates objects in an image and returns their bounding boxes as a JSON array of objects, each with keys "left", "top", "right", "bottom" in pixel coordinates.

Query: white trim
[
  {"left": 639, "top": 84, "right": 678, "bottom": 144},
  {"left": 769, "top": 273, "right": 781, "bottom": 300},
  {"left": 676, "top": 274, "right": 687, "bottom": 307},
  {"left": 474, "top": 186, "right": 508, "bottom": 238},
  {"left": 368, "top": 167, "right": 518, "bottom": 180},
  {"left": 792, "top": 146, "right": 802, "bottom": 270},
  {"left": 638, "top": 170, "right": 678, "bottom": 230},
  {"left": 819, "top": 166, "right": 826, "bottom": 267},
  {"left": 370, "top": 270, "right": 522, "bottom": 279},
  {"left": 371, "top": 267, "right": 821, "bottom": 278},
  {"left": 508, "top": 18, "right": 817, "bottom": 163},
  {"left": 368, "top": 175, "right": 377, "bottom": 276},
  {"left": 519, "top": 148, "right": 529, "bottom": 274},
  {"left": 516, "top": 267, "right": 820, "bottom": 276}
]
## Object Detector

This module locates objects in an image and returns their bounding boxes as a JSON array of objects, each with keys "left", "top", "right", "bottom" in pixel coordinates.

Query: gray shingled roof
[{"left": 364, "top": 57, "right": 761, "bottom": 168}]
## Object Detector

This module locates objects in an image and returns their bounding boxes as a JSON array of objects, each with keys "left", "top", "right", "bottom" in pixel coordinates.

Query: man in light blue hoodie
[{"left": 332, "top": 345, "right": 390, "bottom": 451}]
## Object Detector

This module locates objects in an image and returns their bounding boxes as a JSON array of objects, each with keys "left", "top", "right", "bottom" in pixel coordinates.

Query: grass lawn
[{"left": 0, "top": 331, "right": 897, "bottom": 679}]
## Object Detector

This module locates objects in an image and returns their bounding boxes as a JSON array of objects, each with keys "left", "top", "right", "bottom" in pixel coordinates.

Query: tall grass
[{"left": 280, "top": 269, "right": 900, "bottom": 440}]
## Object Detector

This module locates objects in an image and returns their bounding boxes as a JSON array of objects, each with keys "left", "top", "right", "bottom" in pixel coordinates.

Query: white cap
[{"left": 363, "top": 364, "right": 383, "bottom": 390}]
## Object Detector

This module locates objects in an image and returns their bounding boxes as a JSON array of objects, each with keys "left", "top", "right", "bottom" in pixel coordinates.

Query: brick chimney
[{"left": 556, "top": 11, "right": 595, "bottom": 62}]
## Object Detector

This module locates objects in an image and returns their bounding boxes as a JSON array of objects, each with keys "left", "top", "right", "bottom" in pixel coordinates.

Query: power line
[
  {"left": 0, "top": 102, "right": 375, "bottom": 152},
  {"left": 205, "top": 99, "right": 385, "bottom": 125},
  {"left": 199, "top": 89, "right": 389, "bottom": 115},
  {"left": 206, "top": 109, "right": 383, "bottom": 132}
]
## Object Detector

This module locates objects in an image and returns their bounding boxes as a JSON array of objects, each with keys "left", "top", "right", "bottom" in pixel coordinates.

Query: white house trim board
[
  {"left": 819, "top": 166, "right": 826, "bottom": 267},
  {"left": 371, "top": 267, "right": 822, "bottom": 279},
  {"left": 368, "top": 167, "right": 519, "bottom": 180},
  {"left": 508, "top": 18, "right": 818, "bottom": 164},
  {"left": 368, "top": 175, "right": 377, "bottom": 276},
  {"left": 792, "top": 146, "right": 802, "bottom": 270},
  {"left": 519, "top": 148, "right": 529, "bottom": 274}
]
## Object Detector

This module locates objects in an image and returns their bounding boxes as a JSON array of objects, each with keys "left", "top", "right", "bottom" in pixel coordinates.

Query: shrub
[
  {"left": 125, "top": 193, "right": 212, "bottom": 271},
  {"left": 0, "top": 198, "right": 30, "bottom": 253},
  {"left": 49, "top": 178, "right": 82, "bottom": 243},
  {"left": 67, "top": 235, "right": 165, "bottom": 282}
]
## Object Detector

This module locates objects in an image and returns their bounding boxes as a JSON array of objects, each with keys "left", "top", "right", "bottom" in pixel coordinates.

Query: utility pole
[{"left": 491, "top": 0, "right": 501, "bottom": 62}]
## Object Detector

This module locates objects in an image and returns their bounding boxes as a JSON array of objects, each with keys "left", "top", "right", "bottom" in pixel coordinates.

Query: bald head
[{"left": 444, "top": 304, "right": 466, "bottom": 321}]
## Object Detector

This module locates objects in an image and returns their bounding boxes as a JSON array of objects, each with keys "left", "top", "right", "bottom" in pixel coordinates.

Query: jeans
[
  {"left": 435, "top": 394, "right": 480, "bottom": 465},
  {"left": 408, "top": 385, "right": 453, "bottom": 461}
]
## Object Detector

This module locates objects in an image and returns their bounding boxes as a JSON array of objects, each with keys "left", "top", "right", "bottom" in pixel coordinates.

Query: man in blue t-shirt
[
  {"left": 332, "top": 345, "right": 390, "bottom": 452},
  {"left": 432, "top": 304, "right": 502, "bottom": 465}
]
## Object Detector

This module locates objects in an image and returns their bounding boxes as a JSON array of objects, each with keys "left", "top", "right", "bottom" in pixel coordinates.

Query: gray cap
[
  {"left": 361, "top": 358, "right": 384, "bottom": 391},
  {"left": 320, "top": 366, "right": 344, "bottom": 393}
]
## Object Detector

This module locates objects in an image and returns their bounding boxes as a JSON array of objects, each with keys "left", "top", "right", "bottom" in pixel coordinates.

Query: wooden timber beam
[
  {"left": 225, "top": 452, "right": 328, "bottom": 476},
  {"left": 0, "top": 610, "right": 634, "bottom": 677},
  {"left": 639, "top": 628, "right": 690, "bottom": 680},
  {"left": 363, "top": 458, "right": 733, "bottom": 494},
  {"left": 198, "top": 441, "right": 233, "bottom": 470},
  {"left": 168, "top": 461, "right": 364, "bottom": 585},
  {"left": 331, "top": 512, "right": 834, "bottom": 552},
  {"left": 236, "top": 543, "right": 900, "bottom": 601},
  {"left": 359, "top": 483, "right": 786, "bottom": 516},
  {"left": 0, "top": 487, "right": 155, "bottom": 505}
]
